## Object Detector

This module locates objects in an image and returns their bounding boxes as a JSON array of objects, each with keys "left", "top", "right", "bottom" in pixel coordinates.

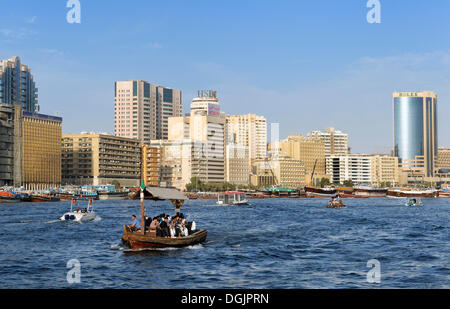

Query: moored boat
[
  {"left": 354, "top": 186, "right": 387, "bottom": 198},
  {"left": 387, "top": 188, "right": 438, "bottom": 198},
  {"left": 305, "top": 186, "right": 338, "bottom": 198}
]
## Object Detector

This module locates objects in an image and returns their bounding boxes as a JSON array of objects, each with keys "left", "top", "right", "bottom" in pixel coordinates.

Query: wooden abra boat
[
  {"left": 121, "top": 184, "right": 207, "bottom": 250},
  {"left": 122, "top": 227, "right": 207, "bottom": 249}
]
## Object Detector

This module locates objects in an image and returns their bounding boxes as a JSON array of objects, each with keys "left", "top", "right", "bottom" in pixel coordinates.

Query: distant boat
[
  {"left": 405, "top": 198, "right": 422, "bottom": 207},
  {"left": 217, "top": 192, "right": 249, "bottom": 205},
  {"left": 32, "top": 193, "right": 60, "bottom": 202},
  {"left": 304, "top": 186, "right": 338, "bottom": 198}
]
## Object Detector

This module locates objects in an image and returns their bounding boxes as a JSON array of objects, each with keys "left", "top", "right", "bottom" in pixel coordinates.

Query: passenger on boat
[
  {"left": 76, "top": 208, "right": 80, "bottom": 213},
  {"left": 157, "top": 217, "right": 169, "bottom": 237},
  {"left": 128, "top": 215, "right": 141, "bottom": 232},
  {"left": 144, "top": 216, "right": 152, "bottom": 230}
]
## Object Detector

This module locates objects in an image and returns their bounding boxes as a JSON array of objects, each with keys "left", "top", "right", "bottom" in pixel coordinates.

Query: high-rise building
[
  {"left": 393, "top": 91, "right": 438, "bottom": 178},
  {"left": 20, "top": 109, "right": 62, "bottom": 190},
  {"left": 168, "top": 91, "right": 226, "bottom": 187},
  {"left": 62, "top": 133, "right": 141, "bottom": 186},
  {"left": 0, "top": 103, "right": 14, "bottom": 186},
  {"left": 0, "top": 56, "right": 38, "bottom": 112},
  {"left": 307, "top": 127, "right": 348, "bottom": 157},
  {"left": 114, "top": 80, "right": 182, "bottom": 143},
  {"left": 226, "top": 114, "right": 267, "bottom": 162}
]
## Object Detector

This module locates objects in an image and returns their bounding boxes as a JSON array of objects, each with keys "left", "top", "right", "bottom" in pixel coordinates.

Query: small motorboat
[
  {"left": 406, "top": 198, "right": 422, "bottom": 207},
  {"left": 60, "top": 199, "right": 96, "bottom": 222},
  {"left": 217, "top": 191, "right": 249, "bottom": 205},
  {"left": 327, "top": 198, "right": 346, "bottom": 208}
]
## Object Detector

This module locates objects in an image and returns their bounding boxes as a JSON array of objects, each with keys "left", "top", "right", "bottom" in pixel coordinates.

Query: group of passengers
[
  {"left": 128, "top": 213, "right": 196, "bottom": 238},
  {"left": 75, "top": 208, "right": 89, "bottom": 214}
]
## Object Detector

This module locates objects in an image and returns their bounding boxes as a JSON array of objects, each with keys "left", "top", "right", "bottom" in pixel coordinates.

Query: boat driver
[{"left": 129, "top": 215, "right": 141, "bottom": 232}]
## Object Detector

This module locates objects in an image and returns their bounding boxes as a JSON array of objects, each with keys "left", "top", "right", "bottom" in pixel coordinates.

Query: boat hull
[
  {"left": 122, "top": 228, "right": 208, "bottom": 249},
  {"left": 387, "top": 190, "right": 438, "bottom": 198},
  {"left": 305, "top": 186, "right": 338, "bottom": 198},
  {"left": 60, "top": 211, "right": 96, "bottom": 222}
]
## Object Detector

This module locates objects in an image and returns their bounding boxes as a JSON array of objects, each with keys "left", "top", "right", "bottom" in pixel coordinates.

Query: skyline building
[
  {"left": 114, "top": 80, "right": 182, "bottom": 144},
  {"left": 0, "top": 103, "right": 14, "bottom": 186},
  {"left": 307, "top": 127, "right": 349, "bottom": 157},
  {"left": 0, "top": 56, "right": 38, "bottom": 113},
  {"left": 168, "top": 91, "right": 226, "bottom": 188},
  {"left": 225, "top": 113, "right": 267, "bottom": 163},
  {"left": 393, "top": 91, "right": 438, "bottom": 179},
  {"left": 62, "top": 133, "right": 141, "bottom": 186}
]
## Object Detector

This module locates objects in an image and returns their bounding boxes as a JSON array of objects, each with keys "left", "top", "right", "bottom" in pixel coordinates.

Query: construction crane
[{"left": 310, "top": 159, "right": 318, "bottom": 187}]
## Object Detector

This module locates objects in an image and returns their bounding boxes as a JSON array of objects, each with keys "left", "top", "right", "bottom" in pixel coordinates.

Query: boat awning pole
[{"left": 140, "top": 180, "right": 145, "bottom": 235}]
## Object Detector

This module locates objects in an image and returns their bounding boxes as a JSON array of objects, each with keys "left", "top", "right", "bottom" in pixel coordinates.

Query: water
[{"left": 0, "top": 198, "right": 449, "bottom": 289}]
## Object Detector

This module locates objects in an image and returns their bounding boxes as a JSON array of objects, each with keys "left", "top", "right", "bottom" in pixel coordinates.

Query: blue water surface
[{"left": 0, "top": 198, "right": 448, "bottom": 289}]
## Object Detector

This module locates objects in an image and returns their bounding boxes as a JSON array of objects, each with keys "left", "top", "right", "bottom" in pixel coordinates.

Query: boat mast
[{"left": 140, "top": 180, "right": 145, "bottom": 235}]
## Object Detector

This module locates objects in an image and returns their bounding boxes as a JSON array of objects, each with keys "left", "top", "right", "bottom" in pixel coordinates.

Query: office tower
[
  {"left": 62, "top": 133, "right": 141, "bottom": 186},
  {"left": 0, "top": 103, "right": 14, "bottom": 186},
  {"left": 307, "top": 127, "right": 349, "bottom": 157},
  {"left": 225, "top": 114, "right": 267, "bottom": 162},
  {"left": 114, "top": 80, "right": 182, "bottom": 143},
  {"left": 168, "top": 90, "right": 226, "bottom": 188},
  {"left": 0, "top": 56, "right": 38, "bottom": 112},
  {"left": 393, "top": 91, "right": 438, "bottom": 178},
  {"left": 18, "top": 108, "right": 62, "bottom": 190}
]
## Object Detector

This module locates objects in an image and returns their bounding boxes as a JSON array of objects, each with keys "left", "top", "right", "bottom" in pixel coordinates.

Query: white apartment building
[
  {"left": 114, "top": 80, "right": 182, "bottom": 144},
  {"left": 326, "top": 155, "right": 372, "bottom": 185}
]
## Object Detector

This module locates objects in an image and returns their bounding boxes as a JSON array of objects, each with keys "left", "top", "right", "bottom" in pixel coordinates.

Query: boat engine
[{"left": 65, "top": 215, "right": 70, "bottom": 220}]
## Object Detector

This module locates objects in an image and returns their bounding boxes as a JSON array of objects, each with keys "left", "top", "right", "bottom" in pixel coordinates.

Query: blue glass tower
[{"left": 393, "top": 91, "right": 438, "bottom": 178}]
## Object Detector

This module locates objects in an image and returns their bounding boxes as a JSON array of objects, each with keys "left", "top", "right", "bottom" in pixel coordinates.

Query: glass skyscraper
[
  {"left": 393, "top": 91, "right": 438, "bottom": 177},
  {"left": 0, "top": 56, "right": 38, "bottom": 113}
]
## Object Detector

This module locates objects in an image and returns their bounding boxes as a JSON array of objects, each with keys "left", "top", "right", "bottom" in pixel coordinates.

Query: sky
[{"left": 1, "top": 0, "right": 449, "bottom": 154}]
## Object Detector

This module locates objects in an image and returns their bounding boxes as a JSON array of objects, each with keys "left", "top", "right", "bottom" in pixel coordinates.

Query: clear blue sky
[{"left": 1, "top": 0, "right": 449, "bottom": 153}]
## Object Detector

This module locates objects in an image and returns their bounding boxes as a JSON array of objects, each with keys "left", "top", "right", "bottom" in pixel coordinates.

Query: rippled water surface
[{"left": 0, "top": 198, "right": 449, "bottom": 288}]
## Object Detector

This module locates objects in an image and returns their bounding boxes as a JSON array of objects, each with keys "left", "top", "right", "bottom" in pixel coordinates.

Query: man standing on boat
[{"left": 129, "top": 215, "right": 141, "bottom": 232}]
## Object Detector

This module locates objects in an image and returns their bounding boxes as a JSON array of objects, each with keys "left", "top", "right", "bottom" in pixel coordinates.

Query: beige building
[
  {"left": 62, "top": 133, "right": 141, "bottom": 186},
  {"left": 272, "top": 134, "right": 326, "bottom": 185},
  {"left": 253, "top": 153, "right": 305, "bottom": 189},
  {"left": 307, "top": 127, "right": 349, "bottom": 157},
  {"left": 438, "top": 148, "right": 450, "bottom": 171},
  {"left": 371, "top": 155, "right": 399, "bottom": 187},
  {"left": 20, "top": 110, "right": 62, "bottom": 190},
  {"left": 226, "top": 114, "right": 267, "bottom": 163},
  {"left": 142, "top": 145, "right": 161, "bottom": 187},
  {"left": 225, "top": 144, "right": 250, "bottom": 186},
  {"left": 114, "top": 80, "right": 182, "bottom": 144},
  {"left": 168, "top": 91, "right": 226, "bottom": 188}
]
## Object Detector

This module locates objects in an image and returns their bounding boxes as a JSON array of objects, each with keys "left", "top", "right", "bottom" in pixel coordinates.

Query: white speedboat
[
  {"left": 60, "top": 199, "right": 96, "bottom": 222},
  {"left": 217, "top": 192, "right": 249, "bottom": 205},
  {"left": 405, "top": 198, "right": 422, "bottom": 207}
]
